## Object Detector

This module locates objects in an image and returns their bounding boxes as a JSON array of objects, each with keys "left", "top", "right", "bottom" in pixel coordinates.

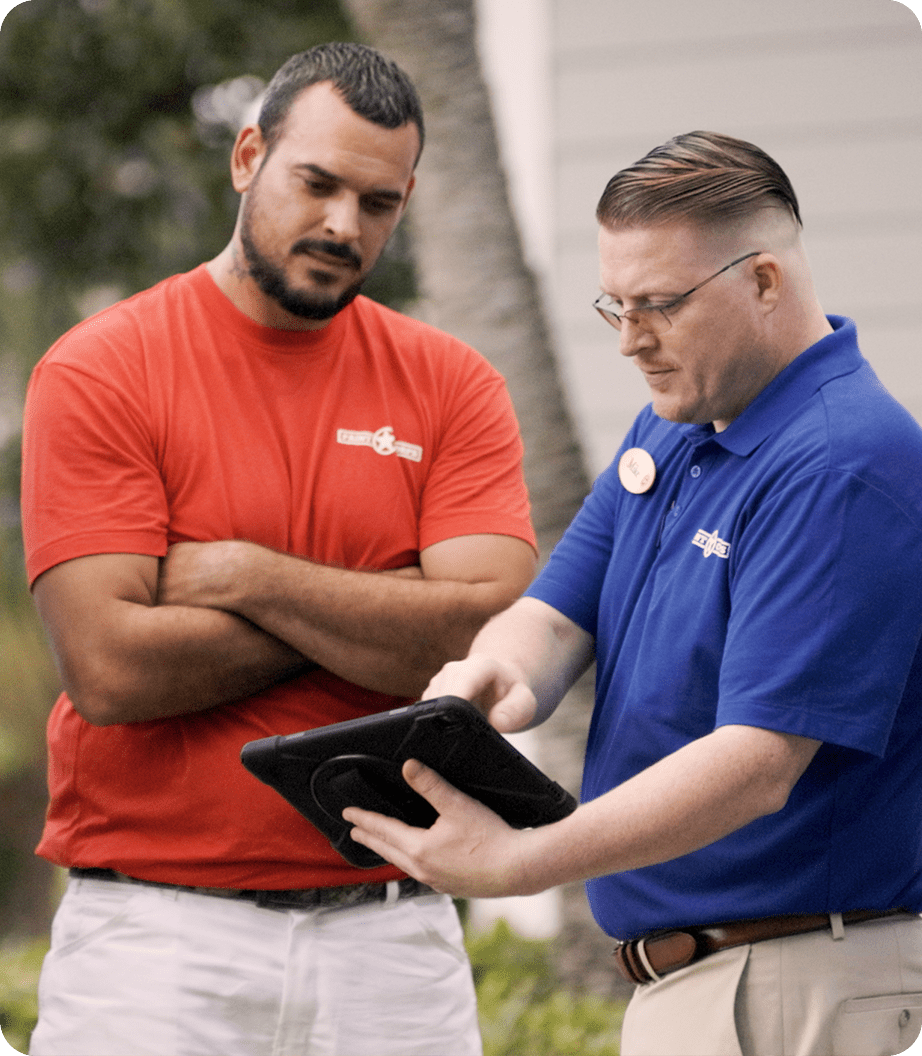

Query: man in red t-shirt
[{"left": 22, "top": 43, "right": 536, "bottom": 1056}]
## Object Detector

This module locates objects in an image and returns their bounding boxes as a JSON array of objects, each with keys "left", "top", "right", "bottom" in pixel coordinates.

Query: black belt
[
  {"left": 613, "top": 908, "right": 915, "bottom": 985},
  {"left": 69, "top": 866, "right": 433, "bottom": 911}
]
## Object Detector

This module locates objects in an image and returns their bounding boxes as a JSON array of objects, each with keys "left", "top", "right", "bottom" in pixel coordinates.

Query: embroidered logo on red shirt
[{"left": 336, "top": 427, "right": 423, "bottom": 462}]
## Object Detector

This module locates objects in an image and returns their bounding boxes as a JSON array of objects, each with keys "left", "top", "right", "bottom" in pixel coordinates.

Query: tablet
[{"left": 240, "top": 695, "right": 577, "bottom": 868}]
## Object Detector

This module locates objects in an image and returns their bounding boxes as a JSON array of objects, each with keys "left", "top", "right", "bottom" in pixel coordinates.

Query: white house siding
[{"left": 480, "top": 0, "right": 922, "bottom": 474}]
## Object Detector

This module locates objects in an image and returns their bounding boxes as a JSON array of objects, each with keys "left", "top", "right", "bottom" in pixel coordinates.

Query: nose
[
  {"left": 323, "top": 191, "right": 361, "bottom": 243},
  {"left": 617, "top": 316, "right": 657, "bottom": 358}
]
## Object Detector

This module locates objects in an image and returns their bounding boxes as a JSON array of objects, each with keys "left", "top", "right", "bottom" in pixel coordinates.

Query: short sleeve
[
  {"left": 718, "top": 469, "right": 922, "bottom": 755},
  {"left": 417, "top": 356, "right": 536, "bottom": 553},
  {"left": 21, "top": 354, "right": 169, "bottom": 584}
]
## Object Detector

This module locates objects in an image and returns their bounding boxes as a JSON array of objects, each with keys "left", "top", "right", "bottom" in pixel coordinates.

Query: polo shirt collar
[{"left": 682, "top": 316, "right": 862, "bottom": 456}]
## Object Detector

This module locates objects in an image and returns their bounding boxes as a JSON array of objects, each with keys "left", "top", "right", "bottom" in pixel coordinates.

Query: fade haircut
[
  {"left": 257, "top": 42, "right": 425, "bottom": 160},
  {"left": 596, "top": 131, "right": 802, "bottom": 231}
]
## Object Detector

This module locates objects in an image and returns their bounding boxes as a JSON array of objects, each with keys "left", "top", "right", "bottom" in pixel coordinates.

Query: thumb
[
  {"left": 402, "top": 758, "right": 458, "bottom": 811},
  {"left": 488, "top": 684, "right": 538, "bottom": 734}
]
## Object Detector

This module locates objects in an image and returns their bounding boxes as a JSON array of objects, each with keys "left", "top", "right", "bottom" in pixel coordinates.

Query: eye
[{"left": 361, "top": 195, "right": 400, "bottom": 216}]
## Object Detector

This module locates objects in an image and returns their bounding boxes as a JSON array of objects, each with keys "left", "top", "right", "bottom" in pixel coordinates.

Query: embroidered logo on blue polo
[
  {"left": 336, "top": 427, "right": 423, "bottom": 462},
  {"left": 692, "top": 528, "right": 730, "bottom": 559}
]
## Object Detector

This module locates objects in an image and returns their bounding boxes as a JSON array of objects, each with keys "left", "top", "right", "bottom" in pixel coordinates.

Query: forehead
[
  {"left": 597, "top": 222, "right": 713, "bottom": 296},
  {"left": 269, "top": 81, "right": 419, "bottom": 189}
]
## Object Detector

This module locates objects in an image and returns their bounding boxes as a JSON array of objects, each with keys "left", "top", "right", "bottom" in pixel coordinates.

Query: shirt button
[{"left": 690, "top": 465, "right": 702, "bottom": 478}]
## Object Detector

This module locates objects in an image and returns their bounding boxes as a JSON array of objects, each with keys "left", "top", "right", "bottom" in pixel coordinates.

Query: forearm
[
  {"left": 161, "top": 539, "right": 535, "bottom": 697},
  {"left": 87, "top": 604, "right": 309, "bottom": 724},
  {"left": 34, "top": 557, "right": 310, "bottom": 725},
  {"left": 346, "top": 724, "right": 821, "bottom": 900},
  {"left": 503, "top": 725, "right": 821, "bottom": 895},
  {"left": 473, "top": 598, "right": 594, "bottom": 724},
  {"left": 424, "top": 597, "right": 595, "bottom": 732}
]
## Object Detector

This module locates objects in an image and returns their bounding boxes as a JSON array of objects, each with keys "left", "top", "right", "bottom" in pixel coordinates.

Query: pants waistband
[
  {"left": 613, "top": 908, "right": 916, "bottom": 986},
  {"left": 69, "top": 866, "right": 434, "bottom": 911}
]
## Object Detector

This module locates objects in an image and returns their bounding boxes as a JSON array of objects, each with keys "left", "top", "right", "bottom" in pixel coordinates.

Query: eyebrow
[{"left": 294, "top": 163, "right": 406, "bottom": 204}]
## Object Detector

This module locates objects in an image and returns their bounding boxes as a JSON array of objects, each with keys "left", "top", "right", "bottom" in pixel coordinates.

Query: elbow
[
  {"left": 59, "top": 657, "right": 138, "bottom": 726},
  {"left": 750, "top": 770, "right": 802, "bottom": 822}
]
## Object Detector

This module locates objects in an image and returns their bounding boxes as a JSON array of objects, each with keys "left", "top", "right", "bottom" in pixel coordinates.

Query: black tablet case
[{"left": 240, "top": 695, "right": 577, "bottom": 868}]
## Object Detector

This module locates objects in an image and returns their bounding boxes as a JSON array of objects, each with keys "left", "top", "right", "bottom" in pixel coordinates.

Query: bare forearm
[
  {"left": 35, "top": 560, "right": 310, "bottom": 725},
  {"left": 345, "top": 724, "right": 821, "bottom": 900},
  {"left": 502, "top": 725, "right": 821, "bottom": 895},
  {"left": 92, "top": 605, "right": 309, "bottom": 723},
  {"left": 424, "top": 597, "right": 595, "bottom": 732},
  {"left": 160, "top": 539, "right": 536, "bottom": 697}
]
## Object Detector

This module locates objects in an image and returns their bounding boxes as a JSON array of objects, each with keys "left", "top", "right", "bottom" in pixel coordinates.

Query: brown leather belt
[{"left": 613, "top": 908, "right": 915, "bottom": 985}]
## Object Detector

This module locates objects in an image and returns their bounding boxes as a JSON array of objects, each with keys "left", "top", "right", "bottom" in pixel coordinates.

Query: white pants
[
  {"left": 620, "top": 914, "right": 922, "bottom": 1056},
  {"left": 29, "top": 875, "right": 482, "bottom": 1056}
]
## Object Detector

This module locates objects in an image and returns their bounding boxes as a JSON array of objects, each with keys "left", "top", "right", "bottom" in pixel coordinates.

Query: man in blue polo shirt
[{"left": 345, "top": 131, "right": 922, "bottom": 1055}]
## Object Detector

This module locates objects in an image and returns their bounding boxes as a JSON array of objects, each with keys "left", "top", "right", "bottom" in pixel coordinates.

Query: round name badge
[{"left": 618, "top": 447, "right": 656, "bottom": 494}]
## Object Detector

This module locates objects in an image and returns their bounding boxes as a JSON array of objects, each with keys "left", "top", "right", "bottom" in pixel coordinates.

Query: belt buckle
[{"left": 254, "top": 888, "right": 323, "bottom": 911}]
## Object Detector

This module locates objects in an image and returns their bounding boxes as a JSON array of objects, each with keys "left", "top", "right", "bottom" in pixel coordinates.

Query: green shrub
[
  {"left": 467, "top": 919, "right": 625, "bottom": 1056},
  {"left": 0, "top": 938, "right": 45, "bottom": 1054}
]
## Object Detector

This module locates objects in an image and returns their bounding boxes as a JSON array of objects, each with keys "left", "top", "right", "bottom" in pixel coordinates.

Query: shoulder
[
  {"left": 349, "top": 297, "right": 499, "bottom": 374},
  {"left": 38, "top": 270, "right": 197, "bottom": 375},
  {"left": 807, "top": 362, "right": 922, "bottom": 515}
]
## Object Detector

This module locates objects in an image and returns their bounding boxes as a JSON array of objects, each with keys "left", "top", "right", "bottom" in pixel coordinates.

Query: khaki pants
[{"left": 620, "top": 914, "right": 922, "bottom": 1056}]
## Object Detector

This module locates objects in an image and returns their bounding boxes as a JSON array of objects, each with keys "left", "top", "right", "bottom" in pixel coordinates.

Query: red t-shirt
[{"left": 21, "top": 265, "right": 536, "bottom": 889}]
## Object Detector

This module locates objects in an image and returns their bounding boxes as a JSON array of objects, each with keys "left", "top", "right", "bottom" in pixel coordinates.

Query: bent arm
[
  {"left": 345, "top": 723, "right": 822, "bottom": 899},
  {"left": 423, "top": 596, "right": 595, "bottom": 732},
  {"left": 32, "top": 553, "right": 310, "bottom": 726},
  {"left": 157, "top": 534, "right": 537, "bottom": 699}
]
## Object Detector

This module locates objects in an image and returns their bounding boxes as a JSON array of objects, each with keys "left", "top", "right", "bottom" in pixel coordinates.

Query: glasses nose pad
[{"left": 620, "top": 311, "right": 660, "bottom": 347}]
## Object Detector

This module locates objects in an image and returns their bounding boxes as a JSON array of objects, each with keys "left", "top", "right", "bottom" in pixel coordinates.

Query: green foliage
[
  {"left": 0, "top": 0, "right": 354, "bottom": 309},
  {"left": 0, "top": 0, "right": 416, "bottom": 361},
  {"left": 467, "top": 920, "right": 625, "bottom": 1056},
  {"left": 0, "top": 937, "right": 45, "bottom": 1054}
]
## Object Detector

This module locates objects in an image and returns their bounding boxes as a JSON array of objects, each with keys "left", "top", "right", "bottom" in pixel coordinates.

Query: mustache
[{"left": 292, "top": 239, "right": 362, "bottom": 270}]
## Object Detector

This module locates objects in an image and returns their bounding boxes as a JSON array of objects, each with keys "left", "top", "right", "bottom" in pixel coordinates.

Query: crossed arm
[
  {"left": 32, "top": 534, "right": 536, "bottom": 726},
  {"left": 343, "top": 597, "right": 822, "bottom": 899}
]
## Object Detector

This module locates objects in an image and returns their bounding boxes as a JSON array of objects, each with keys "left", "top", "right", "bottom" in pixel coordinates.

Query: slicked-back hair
[
  {"left": 257, "top": 42, "right": 425, "bottom": 161},
  {"left": 596, "top": 131, "right": 802, "bottom": 231}
]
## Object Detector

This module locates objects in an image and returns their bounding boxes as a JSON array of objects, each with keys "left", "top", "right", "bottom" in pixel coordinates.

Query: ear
[
  {"left": 752, "top": 255, "right": 783, "bottom": 313},
  {"left": 231, "top": 124, "right": 267, "bottom": 194}
]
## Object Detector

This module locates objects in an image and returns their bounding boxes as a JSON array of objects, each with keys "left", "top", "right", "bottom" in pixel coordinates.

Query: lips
[
  {"left": 293, "top": 239, "right": 361, "bottom": 271},
  {"left": 305, "top": 249, "right": 356, "bottom": 270},
  {"left": 640, "top": 365, "right": 674, "bottom": 384}
]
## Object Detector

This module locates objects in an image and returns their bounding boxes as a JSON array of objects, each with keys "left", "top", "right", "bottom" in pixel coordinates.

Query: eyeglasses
[{"left": 592, "top": 251, "right": 762, "bottom": 335}]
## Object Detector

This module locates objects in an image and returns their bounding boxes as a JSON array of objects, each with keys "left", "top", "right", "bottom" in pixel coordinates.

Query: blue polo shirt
[{"left": 527, "top": 317, "right": 922, "bottom": 940}]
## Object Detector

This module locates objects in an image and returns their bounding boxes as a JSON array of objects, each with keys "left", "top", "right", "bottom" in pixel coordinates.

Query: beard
[{"left": 239, "top": 195, "right": 365, "bottom": 322}]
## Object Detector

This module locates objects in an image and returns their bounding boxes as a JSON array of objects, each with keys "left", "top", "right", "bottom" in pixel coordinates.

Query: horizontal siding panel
[
  {"left": 555, "top": 46, "right": 921, "bottom": 149},
  {"left": 551, "top": 0, "right": 918, "bottom": 52}
]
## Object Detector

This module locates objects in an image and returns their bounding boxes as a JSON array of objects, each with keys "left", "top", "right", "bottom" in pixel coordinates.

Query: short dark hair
[
  {"left": 258, "top": 42, "right": 425, "bottom": 160},
  {"left": 596, "top": 131, "right": 802, "bottom": 230}
]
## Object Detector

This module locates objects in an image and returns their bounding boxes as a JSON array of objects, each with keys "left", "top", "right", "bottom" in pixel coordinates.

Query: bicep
[
  {"left": 33, "top": 553, "right": 160, "bottom": 650},
  {"left": 419, "top": 534, "right": 537, "bottom": 600},
  {"left": 708, "top": 724, "right": 822, "bottom": 811}
]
